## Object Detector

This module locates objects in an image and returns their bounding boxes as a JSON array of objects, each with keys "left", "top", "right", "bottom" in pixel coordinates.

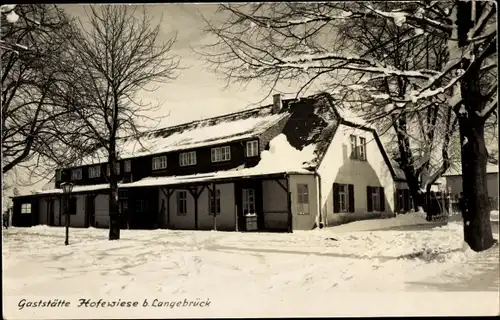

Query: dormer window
[
  {"left": 179, "top": 151, "right": 197, "bottom": 166},
  {"left": 211, "top": 146, "right": 231, "bottom": 162},
  {"left": 71, "top": 168, "right": 82, "bottom": 180},
  {"left": 152, "top": 156, "right": 167, "bottom": 170},
  {"left": 124, "top": 160, "right": 132, "bottom": 173},
  {"left": 246, "top": 140, "right": 259, "bottom": 157},
  {"left": 88, "top": 165, "right": 101, "bottom": 178},
  {"left": 106, "top": 163, "right": 120, "bottom": 176}
]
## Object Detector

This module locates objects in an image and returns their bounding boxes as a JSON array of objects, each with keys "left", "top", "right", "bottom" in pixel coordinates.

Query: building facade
[{"left": 12, "top": 92, "right": 403, "bottom": 231}]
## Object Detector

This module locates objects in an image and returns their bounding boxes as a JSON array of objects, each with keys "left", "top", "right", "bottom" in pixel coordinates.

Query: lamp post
[{"left": 61, "top": 182, "right": 74, "bottom": 245}]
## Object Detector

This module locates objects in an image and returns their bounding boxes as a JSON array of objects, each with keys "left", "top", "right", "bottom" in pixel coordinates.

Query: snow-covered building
[
  {"left": 12, "top": 92, "right": 401, "bottom": 231},
  {"left": 442, "top": 163, "right": 499, "bottom": 199}
]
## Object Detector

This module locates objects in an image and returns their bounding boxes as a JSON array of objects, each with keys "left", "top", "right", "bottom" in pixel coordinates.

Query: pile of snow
[
  {"left": 1, "top": 5, "right": 19, "bottom": 23},
  {"left": 254, "top": 134, "right": 316, "bottom": 172}
]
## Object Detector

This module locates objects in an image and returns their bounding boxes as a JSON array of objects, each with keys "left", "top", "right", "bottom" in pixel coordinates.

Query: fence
[{"left": 425, "top": 191, "right": 499, "bottom": 221}]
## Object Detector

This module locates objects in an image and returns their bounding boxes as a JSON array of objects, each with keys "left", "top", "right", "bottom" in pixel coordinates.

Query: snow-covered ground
[{"left": 3, "top": 212, "right": 499, "bottom": 318}]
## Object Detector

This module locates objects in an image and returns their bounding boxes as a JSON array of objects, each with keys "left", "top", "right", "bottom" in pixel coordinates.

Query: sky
[
  {"left": 59, "top": 4, "right": 304, "bottom": 127},
  {"left": 3, "top": 4, "right": 314, "bottom": 203}
]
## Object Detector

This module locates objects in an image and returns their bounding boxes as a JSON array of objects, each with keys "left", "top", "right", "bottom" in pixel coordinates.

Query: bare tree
[
  {"left": 199, "top": 1, "right": 497, "bottom": 251},
  {"left": 58, "top": 5, "right": 180, "bottom": 240},
  {"left": 1, "top": 4, "right": 79, "bottom": 175}
]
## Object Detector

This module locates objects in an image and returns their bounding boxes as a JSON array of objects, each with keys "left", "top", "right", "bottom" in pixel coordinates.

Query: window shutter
[
  {"left": 367, "top": 186, "right": 373, "bottom": 212},
  {"left": 347, "top": 184, "right": 354, "bottom": 212},
  {"left": 348, "top": 184, "right": 355, "bottom": 213},
  {"left": 333, "top": 183, "right": 340, "bottom": 213},
  {"left": 379, "top": 187, "right": 385, "bottom": 212}
]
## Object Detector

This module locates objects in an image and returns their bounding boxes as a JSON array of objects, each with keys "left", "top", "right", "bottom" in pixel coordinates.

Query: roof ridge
[{"left": 139, "top": 104, "right": 273, "bottom": 137}]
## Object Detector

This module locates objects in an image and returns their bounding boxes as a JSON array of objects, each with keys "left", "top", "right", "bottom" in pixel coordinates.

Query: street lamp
[{"left": 61, "top": 182, "right": 74, "bottom": 245}]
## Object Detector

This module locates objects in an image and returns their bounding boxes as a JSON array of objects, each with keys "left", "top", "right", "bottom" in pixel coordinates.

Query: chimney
[{"left": 272, "top": 93, "right": 283, "bottom": 114}]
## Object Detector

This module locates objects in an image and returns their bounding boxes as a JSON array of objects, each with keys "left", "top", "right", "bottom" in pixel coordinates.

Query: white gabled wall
[{"left": 317, "top": 123, "right": 395, "bottom": 225}]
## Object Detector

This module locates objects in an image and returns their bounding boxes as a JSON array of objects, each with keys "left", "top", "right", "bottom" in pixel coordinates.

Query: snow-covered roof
[
  {"left": 76, "top": 108, "right": 289, "bottom": 165},
  {"left": 443, "top": 163, "right": 499, "bottom": 176},
  {"left": 37, "top": 134, "right": 315, "bottom": 195}
]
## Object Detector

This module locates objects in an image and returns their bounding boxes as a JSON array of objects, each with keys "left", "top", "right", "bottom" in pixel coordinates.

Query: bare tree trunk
[
  {"left": 458, "top": 117, "right": 494, "bottom": 251},
  {"left": 108, "top": 140, "right": 120, "bottom": 240}
]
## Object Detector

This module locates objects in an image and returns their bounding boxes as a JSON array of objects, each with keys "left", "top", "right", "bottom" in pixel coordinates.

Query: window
[
  {"left": 106, "top": 163, "right": 120, "bottom": 176},
  {"left": 367, "top": 186, "right": 385, "bottom": 212},
  {"left": 350, "top": 135, "right": 358, "bottom": 159},
  {"left": 297, "top": 184, "right": 310, "bottom": 215},
  {"left": 246, "top": 140, "right": 259, "bottom": 157},
  {"left": 55, "top": 170, "right": 62, "bottom": 181},
  {"left": 124, "top": 160, "right": 132, "bottom": 173},
  {"left": 338, "top": 184, "right": 349, "bottom": 212},
  {"left": 152, "top": 156, "right": 167, "bottom": 170},
  {"left": 242, "top": 188, "right": 256, "bottom": 216},
  {"left": 211, "top": 146, "right": 231, "bottom": 162},
  {"left": 209, "top": 189, "right": 221, "bottom": 215},
  {"left": 71, "top": 168, "right": 82, "bottom": 180},
  {"left": 88, "top": 165, "right": 101, "bottom": 178},
  {"left": 135, "top": 200, "right": 145, "bottom": 213},
  {"left": 179, "top": 151, "right": 197, "bottom": 166},
  {"left": 177, "top": 191, "right": 187, "bottom": 216},
  {"left": 21, "top": 203, "right": 31, "bottom": 214},
  {"left": 358, "top": 137, "right": 367, "bottom": 160}
]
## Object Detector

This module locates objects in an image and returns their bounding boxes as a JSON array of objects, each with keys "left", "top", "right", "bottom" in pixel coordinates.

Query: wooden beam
[
  {"left": 160, "top": 188, "right": 175, "bottom": 229},
  {"left": 286, "top": 177, "right": 293, "bottom": 233},
  {"left": 212, "top": 182, "right": 217, "bottom": 231},
  {"left": 274, "top": 179, "right": 288, "bottom": 192}
]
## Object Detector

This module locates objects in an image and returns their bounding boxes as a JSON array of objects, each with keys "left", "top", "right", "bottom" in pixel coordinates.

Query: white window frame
[
  {"left": 338, "top": 184, "right": 349, "bottom": 212},
  {"left": 211, "top": 146, "right": 231, "bottom": 162},
  {"left": 21, "top": 203, "right": 31, "bottom": 214},
  {"left": 372, "top": 187, "right": 382, "bottom": 211},
  {"left": 177, "top": 191, "right": 187, "bottom": 216},
  {"left": 88, "top": 165, "right": 101, "bottom": 178},
  {"left": 71, "top": 168, "right": 82, "bottom": 180},
  {"left": 350, "top": 135, "right": 358, "bottom": 159},
  {"left": 246, "top": 140, "right": 259, "bottom": 157},
  {"left": 179, "top": 151, "right": 197, "bottom": 167},
  {"left": 124, "top": 160, "right": 132, "bottom": 173},
  {"left": 297, "top": 183, "right": 310, "bottom": 215},
  {"left": 106, "top": 163, "right": 120, "bottom": 176},
  {"left": 358, "top": 137, "right": 367, "bottom": 160},
  {"left": 209, "top": 189, "right": 221, "bottom": 215},
  {"left": 242, "top": 188, "right": 256, "bottom": 216},
  {"left": 152, "top": 156, "right": 167, "bottom": 170}
]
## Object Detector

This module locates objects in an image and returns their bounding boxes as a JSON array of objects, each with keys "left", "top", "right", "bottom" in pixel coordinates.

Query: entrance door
[{"left": 242, "top": 188, "right": 258, "bottom": 231}]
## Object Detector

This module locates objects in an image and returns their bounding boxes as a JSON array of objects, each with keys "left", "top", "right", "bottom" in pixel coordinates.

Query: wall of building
[
  {"left": 159, "top": 183, "right": 236, "bottom": 231},
  {"left": 289, "top": 174, "right": 318, "bottom": 230},
  {"left": 60, "top": 195, "right": 86, "bottom": 227},
  {"left": 39, "top": 198, "right": 48, "bottom": 225},
  {"left": 262, "top": 179, "right": 288, "bottom": 230},
  {"left": 317, "top": 124, "right": 395, "bottom": 226},
  {"left": 445, "top": 173, "right": 499, "bottom": 199},
  {"left": 198, "top": 183, "right": 236, "bottom": 231},
  {"left": 95, "top": 194, "right": 109, "bottom": 228}
]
